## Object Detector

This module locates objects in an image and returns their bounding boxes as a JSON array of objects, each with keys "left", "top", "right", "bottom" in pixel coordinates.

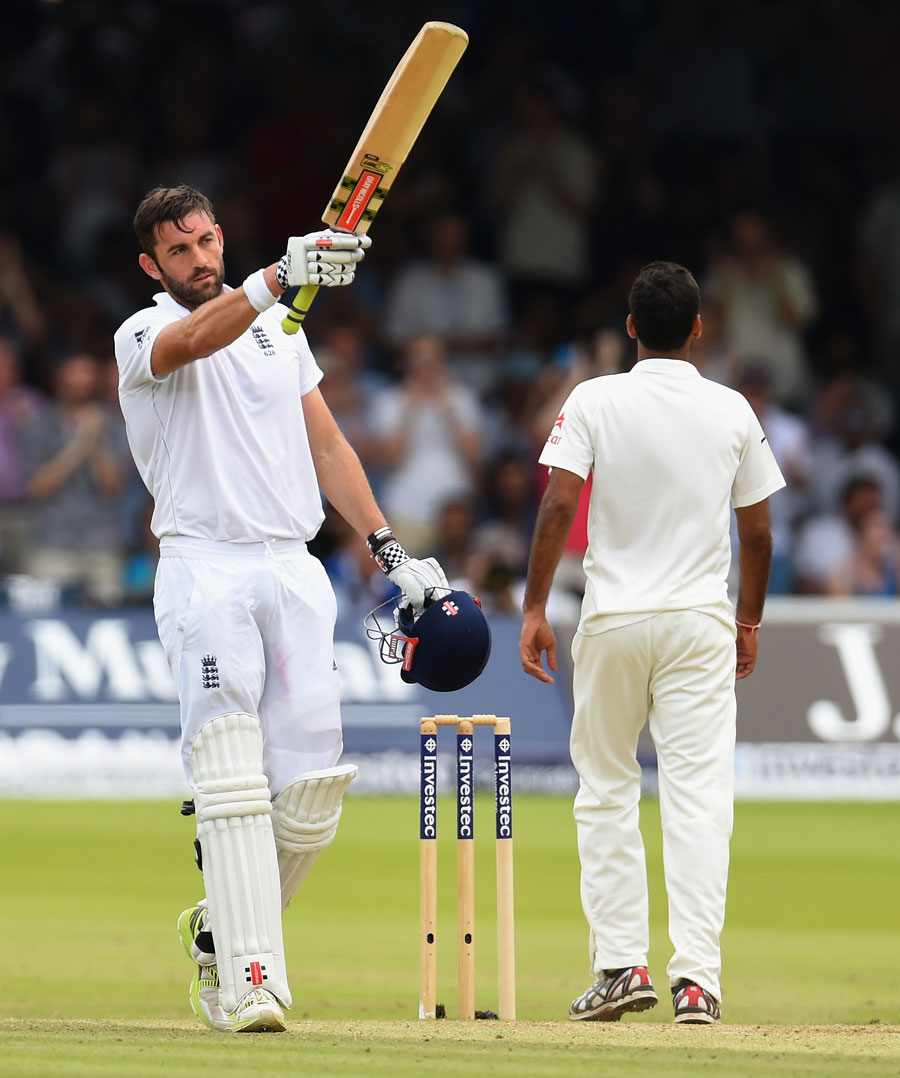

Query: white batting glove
[
  {"left": 276, "top": 229, "right": 372, "bottom": 288},
  {"left": 366, "top": 526, "right": 450, "bottom": 618},
  {"left": 388, "top": 557, "right": 450, "bottom": 619}
]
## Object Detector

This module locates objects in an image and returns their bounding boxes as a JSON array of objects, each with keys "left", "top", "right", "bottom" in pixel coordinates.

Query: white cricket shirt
[
  {"left": 115, "top": 290, "right": 325, "bottom": 542},
  {"left": 539, "top": 358, "right": 785, "bottom": 632}
]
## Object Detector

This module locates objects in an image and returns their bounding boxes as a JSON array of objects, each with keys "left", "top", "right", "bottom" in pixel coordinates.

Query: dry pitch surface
[{"left": 3, "top": 1018, "right": 899, "bottom": 1078}]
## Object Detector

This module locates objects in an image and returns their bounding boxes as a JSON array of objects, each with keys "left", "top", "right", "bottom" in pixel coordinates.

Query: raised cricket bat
[{"left": 281, "top": 21, "right": 468, "bottom": 334}]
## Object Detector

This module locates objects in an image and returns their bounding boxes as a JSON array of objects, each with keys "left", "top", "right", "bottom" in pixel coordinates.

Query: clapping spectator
[
  {"left": 317, "top": 321, "right": 386, "bottom": 478},
  {"left": 794, "top": 474, "right": 884, "bottom": 594},
  {"left": 0, "top": 233, "right": 47, "bottom": 350},
  {"left": 735, "top": 361, "right": 813, "bottom": 592},
  {"left": 384, "top": 211, "right": 509, "bottom": 396},
  {"left": 704, "top": 210, "right": 818, "bottom": 407},
  {"left": 0, "top": 336, "right": 45, "bottom": 573},
  {"left": 371, "top": 335, "right": 484, "bottom": 555},
  {"left": 827, "top": 507, "right": 900, "bottom": 597},
  {"left": 807, "top": 370, "right": 900, "bottom": 524},
  {"left": 20, "top": 352, "right": 125, "bottom": 604},
  {"left": 492, "top": 81, "right": 599, "bottom": 342}
]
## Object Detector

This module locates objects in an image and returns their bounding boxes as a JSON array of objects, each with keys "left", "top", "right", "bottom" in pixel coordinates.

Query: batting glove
[
  {"left": 276, "top": 229, "right": 372, "bottom": 288},
  {"left": 366, "top": 526, "right": 450, "bottom": 618}
]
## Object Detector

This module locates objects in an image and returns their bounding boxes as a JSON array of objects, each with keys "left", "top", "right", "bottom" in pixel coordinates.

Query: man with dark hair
[
  {"left": 519, "top": 260, "right": 784, "bottom": 1024},
  {"left": 114, "top": 185, "right": 448, "bottom": 1032}
]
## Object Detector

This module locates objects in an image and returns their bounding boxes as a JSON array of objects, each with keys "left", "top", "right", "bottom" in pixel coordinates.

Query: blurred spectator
[
  {"left": 0, "top": 336, "right": 45, "bottom": 573},
  {"left": 691, "top": 302, "right": 735, "bottom": 386},
  {"left": 51, "top": 94, "right": 135, "bottom": 271},
  {"left": 704, "top": 210, "right": 818, "bottom": 407},
  {"left": 793, "top": 474, "right": 884, "bottom": 594},
  {"left": 121, "top": 497, "right": 159, "bottom": 604},
  {"left": 317, "top": 321, "right": 386, "bottom": 479},
  {"left": 371, "top": 335, "right": 484, "bottom": 555},
  {"left": 324, "top": 513, "right": 398, "bottom": 624},
  {"left": 807, "top": 371, "right": 900, "bottom": 524},
  {"left": 858, "top": 151, "right": 900, "bottom": 383},
  {"left": 524, "top": 327, "right": 629, "bottom": 597},
  {"left": 100, "top": 353, "right": 149, "bottom": 557},
  {"left": 86, "top": 222, "right": 156, "bottom": 329},
  {"left": 20, "top": 352, "right": 125, "bottom": 604},
  {"left": 478, "top": 450, "right": 537, "bottom": 557},
  {"left": 827, "top": 507, "right": 900, "bottom": 597},
  {"left": 432, "top": 497, "right": 477, "bottom": 585},
  {"left": 492, "top": 81, "right": 599, "bottom": 341},
  {"left": 384, "top": 211, "right": 509, "bottom": 396},
  {"left": 462, "top": 531, "right": 522, "bottom": 616},
  {"left": 735, "top": 360, "right": 813, "bottom": 593},
  {"left": 0, "top": 233, "right": 46, "bottom": 351}
]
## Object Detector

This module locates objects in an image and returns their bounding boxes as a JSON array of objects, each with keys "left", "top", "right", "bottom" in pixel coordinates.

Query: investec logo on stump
[
  {"left": 456, "top": 734, "right": 474, "bottom": 839},
  {"left": 419, "top": 734, "right": 437, "bottom": 839},
  {"left": 495, "top": 734, "right": 513, "bottom": 839}
]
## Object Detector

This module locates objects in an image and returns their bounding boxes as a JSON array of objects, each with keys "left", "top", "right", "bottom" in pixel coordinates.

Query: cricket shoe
[
  {"left": 672, "top": 979, "right": 721, "bottom": 1024},
  {"left": 230, "top": 988, "right": 286, "bottom": 1033},
  {"left": 569, "top": 966, "right": 658, "bottom": 1021},
  {"left": 177, "top": 905, "right": 231, "bottom": 1032}
]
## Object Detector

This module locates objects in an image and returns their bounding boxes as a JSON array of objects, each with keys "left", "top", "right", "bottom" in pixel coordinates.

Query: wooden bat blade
[
  {"left": 323, "top": 21, "right": 468, "bottom": 235},
  {"left": 281, "top": 22, "right": 467, "bottom": 335}
]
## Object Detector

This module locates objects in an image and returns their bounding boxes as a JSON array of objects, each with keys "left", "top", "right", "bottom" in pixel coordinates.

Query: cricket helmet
[{"left": 366, "top": 589, "right": 492, "bottom": 692}]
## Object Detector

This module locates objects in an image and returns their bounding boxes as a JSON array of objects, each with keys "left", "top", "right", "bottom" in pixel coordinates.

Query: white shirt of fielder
[
  {"left": 114, "top": 288, "right": 324, "bottom": 543},
  {"left": 539, "top": 358, "right": 786, "bottom": 631}
]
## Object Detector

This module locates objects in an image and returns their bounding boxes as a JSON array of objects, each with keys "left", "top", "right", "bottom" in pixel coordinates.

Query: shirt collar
[{"left": 630, "top": 358, "right": 701, "bottom": 378}]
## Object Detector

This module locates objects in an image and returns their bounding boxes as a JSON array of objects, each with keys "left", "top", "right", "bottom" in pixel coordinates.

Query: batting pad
[
  {"left": 191, "top": 712, "right": 290, "bottom": 1012},
  {"left": 272, "top": 763, "right": 358, "bottom": 908}
]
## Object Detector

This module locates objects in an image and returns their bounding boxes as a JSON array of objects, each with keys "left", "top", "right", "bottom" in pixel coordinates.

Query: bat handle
[{"left": 280, "top": 283, "right": 320, "bottom": 334}]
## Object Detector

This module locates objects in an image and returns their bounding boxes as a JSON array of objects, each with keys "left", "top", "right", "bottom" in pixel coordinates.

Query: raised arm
[{"left": 149, "top": 265, "right": 285, "bottom": 377}]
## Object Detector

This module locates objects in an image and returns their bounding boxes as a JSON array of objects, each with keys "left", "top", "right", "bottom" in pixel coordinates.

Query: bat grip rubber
[{"left": 281, "top": 283, "right": 320, "bottom": 334}]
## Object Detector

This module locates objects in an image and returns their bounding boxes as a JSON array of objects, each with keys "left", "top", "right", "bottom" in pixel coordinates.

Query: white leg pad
[
  {"left": 273, "top": 763, "right": 358, "bottom": 908},
  {"left": 191, "top": 712, "right": 291, "bottom": 1013}
]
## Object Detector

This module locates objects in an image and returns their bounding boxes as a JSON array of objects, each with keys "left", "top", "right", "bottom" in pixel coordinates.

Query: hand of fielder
[
  {"left": 519, "top": 610, "right": 557, "bottom": 684},
  {"left": 276, "top": 230, "right": 372, "bottom": 289},
  {"left": 735, "top": 624, "right": 759, "bottom": 680}
]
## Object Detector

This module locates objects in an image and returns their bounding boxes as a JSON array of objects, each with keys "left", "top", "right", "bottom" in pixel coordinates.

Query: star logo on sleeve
[{"left": 547, "top": 411, "right": 566, "bottom": 446}]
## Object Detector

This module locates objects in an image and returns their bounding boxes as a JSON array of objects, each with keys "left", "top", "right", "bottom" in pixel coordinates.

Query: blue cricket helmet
[
  {"left": 398, "top": 590, "right": 492, "bottom": 692},
  {"left": 366, "top": 589, "right": 492, "bottom": 692}
]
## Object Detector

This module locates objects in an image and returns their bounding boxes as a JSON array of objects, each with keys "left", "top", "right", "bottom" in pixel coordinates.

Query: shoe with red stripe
[
  {"left": 672, "top": 979, "right": 721, "bottom": 1024},
  {"left": 569, "top": 966, "right": 658, "bottom": 1021}
]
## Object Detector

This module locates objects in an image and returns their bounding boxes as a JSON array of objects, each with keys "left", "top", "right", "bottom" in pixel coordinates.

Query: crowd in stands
[{"left": 3, "top": 0, "right": 900, "bottom": 613}]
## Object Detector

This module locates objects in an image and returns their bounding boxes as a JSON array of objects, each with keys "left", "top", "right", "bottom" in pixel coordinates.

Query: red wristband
[{"left": 735, "top": 620, "right": 760, "bottom": 632}]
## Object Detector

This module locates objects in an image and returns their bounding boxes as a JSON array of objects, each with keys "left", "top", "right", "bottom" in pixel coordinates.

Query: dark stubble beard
[{"left": 160, "top": 255, "right": 226, "bottom": 310}]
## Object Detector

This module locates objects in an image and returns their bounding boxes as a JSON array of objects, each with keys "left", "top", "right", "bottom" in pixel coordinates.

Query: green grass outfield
[{"left": 1, "top": 796, "right": 898, "bottom": 1076}]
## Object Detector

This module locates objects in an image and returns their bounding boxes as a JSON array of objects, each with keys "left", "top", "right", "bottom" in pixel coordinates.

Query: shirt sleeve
[
  {"left": 537, "top": 385, "right": 594, "bottom": 480},
  {"left": 114, "top": 307, "right": 180, "bottom": 393},
  {"left": 732, "top": 404, "right": 787, "bottom": 508}
]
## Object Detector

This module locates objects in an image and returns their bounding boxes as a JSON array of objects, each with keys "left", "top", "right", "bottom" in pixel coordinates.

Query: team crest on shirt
[
  {"left": 547, "top": 412, "right": 565, "bottom": 445},
  {"left": 251, "top": 324, "right": 276, "bottom": 357},
  {"left": 201, "top": 655, "right": 220, "bottom": 689}
]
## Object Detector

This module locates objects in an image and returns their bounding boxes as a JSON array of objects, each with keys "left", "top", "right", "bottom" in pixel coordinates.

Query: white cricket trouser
[
  {"left": 570, "top": 610, "right": 736, "bottom": 1002},
  {"left": 154, "top": 536, "right": 343, "bottom": 797}
]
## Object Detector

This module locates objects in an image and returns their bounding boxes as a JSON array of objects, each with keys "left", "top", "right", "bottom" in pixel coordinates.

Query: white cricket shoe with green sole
[{"left": 177, "top": 905, "right": 286, "bottom": 1032}]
